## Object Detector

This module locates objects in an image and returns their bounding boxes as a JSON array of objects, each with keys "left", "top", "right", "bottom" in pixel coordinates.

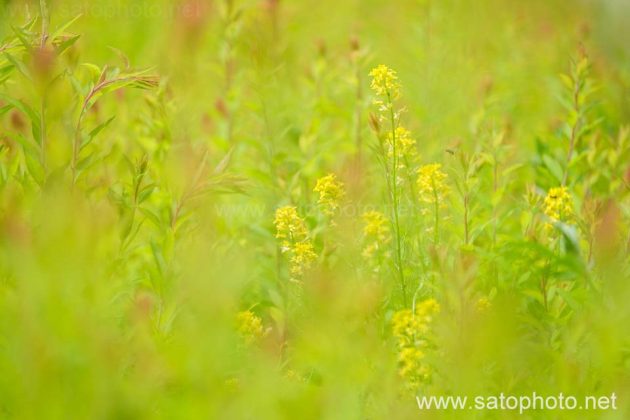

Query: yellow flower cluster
[
  {"left": 236, "top": 310, "right": 264, "bottom": 345},
  {"left": 362, "top": 211, "right": 391, "bottom": 262},
  {"left": 314, "top": 173, "right": 345, "bottom": 217},
  {"left": 274, "top": 206, "right": 308, "bottom": 250},
  {"left": 290, "top": 241, "right": 317, "bottom": 277},
  {"left": 274, "top": 206, "right": 317, "bottom": 278},
  {"left": 543, "top": 186, "right": 574, "bottom": 226},
  {"left": 475, "top": 297, "right": 491, "bottom": 313},
  {"left": 284, "top": 369, "right": 307, "bottom": 383},
  {"left": 392, "top": 298, "right": 440, "bottom": 390},
  {"left": 417, "top": 163, "right": 449, "bottom": 205},
  {"left": 386, "top": 126, "right": 417, "bottom": 163},
  {"left": 369, "top": 64, "right": 401, "bottom": 99}
]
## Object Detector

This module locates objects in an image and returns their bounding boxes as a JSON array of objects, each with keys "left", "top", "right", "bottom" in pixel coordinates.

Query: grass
[{"left": 0, "top": 0, "right": 629, "bottom": 418}]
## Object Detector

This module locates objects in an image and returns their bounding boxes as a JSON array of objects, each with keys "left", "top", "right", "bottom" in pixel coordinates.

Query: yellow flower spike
[
  {"left": 274, "top": 206, "right": 317, "bottom": 279},
  {"left": 290, "top": 241, "right": 317, "bottom": 277},
  {"left": 417, "top": 163, "right": 449, "bottom": 205},
  {"left": 274, "top": 206, "right": 308, "bottom": 251},
  {"left": 476, "top": 297, "right": 491, "bottom": 313},
  {"left": 362, "top": 211, "right": 391, "bottom": 261},
  {"left": 362, "top": 211, "right": 390, "bottom": 240},
  {"left": 391, "top": 298, "right": 440, "bottom": 390},
  {"left": 416, "top": 298, "right": 440, "bottom": 318},
  {"left": 314, "top": 173, "right": 345, "bottom": 217},
  {"left": 398, "top": 346, "right": 427, "bottom": 386},
  {"left": 392, "top": 309, "right": 413, "bottom": 339},
  {"left": 369, "top": 64, "right": 401, "bottom": 99},
  {"left": 399, "top": 346, "right": 424, "bottom": 369},
  {"left": 284, "top": 369, "right": 307, "bottom": 383},
  {"left": 387, "top": 126, "right": 417, "bottom": 161},
  {"left": 543, "top": 186, "right": 574, "bottom": 227},
  {"left": 236, "top": 310, "right": 264, "bottom": 345}
]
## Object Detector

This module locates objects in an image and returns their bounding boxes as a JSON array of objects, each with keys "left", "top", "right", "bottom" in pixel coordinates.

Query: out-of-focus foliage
[{"left": 0, "top": 0, "right": 629, "bottom": 418}]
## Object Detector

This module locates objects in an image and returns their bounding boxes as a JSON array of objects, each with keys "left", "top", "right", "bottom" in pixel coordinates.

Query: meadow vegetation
[{"left": 0, "top": 0, "right": 629, "bottom": 418}]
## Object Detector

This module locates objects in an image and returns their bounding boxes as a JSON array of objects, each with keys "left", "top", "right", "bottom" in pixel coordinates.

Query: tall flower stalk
[
  {"left": 561, "top": 51, "right": 592, "bottom": 186},
  {"left": 274, "top": 205, "right": 317, "bottom": 280},
  {"left": 417, "top": 163, "right": 449, "bottom": 246},
  {"left": 369, "top": 65, "right": 408, "bottom": 305}
]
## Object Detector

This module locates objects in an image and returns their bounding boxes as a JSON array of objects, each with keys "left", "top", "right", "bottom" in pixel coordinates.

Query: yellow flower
[
  {"left": 417, "top": 163, "right": 449, "bottom": 204},
  {"left": 543, "top": 186, "right": 574, "bottom": 226},
  {"left": 398, "top": 346, "right": 425, "bottom": 380},
  {"left": 362, "top": 211, "right": 391, "bottom": 261},
  {"left": 475, "top": 297, "right": 491, "bottom": 313},
  {"left": 284, "top": 369, "right": 307, "bottom": 383},
  {"left": 392, "top": 299, "right": 440, "bottom": 390},
  {"left": 236, "top": 310, "right": 264, "bottom": 344},
  {"left": 392, "top": 309, "right": 417, "bottom": 348},
  {"left": 274, "top": 206, "right": 318, "bottom": 279},
  {"left": 290, "top": 241, "right": 317, "bottom": 277},
  {"left": 416, "top": 298, "right": 440, "bottom": 319},
  {"left": 314, "top": 173, "right": 345, "bottom": 217},
  {"left": 363, "top": 211, "right": 389, "bottom": 240},
  {"left": 274, "top": 206, "right": 308, "bottom": 251},
  {"left": 386, "top": 126, "right": 417, "bottom": 161},
  {"left": 369, "top": 64, "right": 401, "bottom": 99}
]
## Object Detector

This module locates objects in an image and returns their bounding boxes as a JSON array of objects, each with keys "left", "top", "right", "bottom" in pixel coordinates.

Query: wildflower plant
[
  {"left": 391, "top": 298, "right": 440, "bottom": 391},
  {"left": 362, "top": 210, "right": 391, "bottom": 271},
  {"left": 289, "top": 241, "right": 317, "bottom": 277},
  {"left": 417, "top": 163, "right": 450, "bottom": 244},
  {"left": 369, "top": 65, "right": 410, "bottom": 305},
  {"left": 274, "top": 205, "right": 317, "bottom": 279},
  {"left": 236, "top": 310, "right": 265, "bottom": 345},
  {"left": 543, "top": 186, "right": 575, "bottom": 228},
  {"left": 369, "top": 64, "right": 401, "bottom": 102},
  {"left": 274, "top": 206, "right": 309, "bottom": 251},
  {"left": 387, "top": 126, "right": 418, "bottom": 176},
  {"left": 313, "top": 173, "right": 345, "bottom": 218}
]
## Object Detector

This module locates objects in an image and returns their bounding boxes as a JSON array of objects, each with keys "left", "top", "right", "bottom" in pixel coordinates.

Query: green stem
[
  {"left": 388, "top": 93, "right": 407, "bottom": 306},
  {"left": 39, "top": 0, "right": 49, "bottom": 48},
  {"left": 464, "top": 194, "right": 469, "bottom": 245},
  {"left": 562, "top": 71, "right": 582, "bottom": 186},
  {"left": 432, "top": 180, "right": 439, "bottom": 246},
  {"left": 40, "top": 96, "right": 47, "bottom": 176}
]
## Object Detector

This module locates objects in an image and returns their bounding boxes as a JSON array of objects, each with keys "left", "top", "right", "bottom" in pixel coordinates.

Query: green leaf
[
  {"left": 24, "top": 150, "right": 44, "bottom": 185},
  {"left": 11, "top": 25, "right": 33, "bottom": 50},
  {"left": 51, "top": 14, "right": 82, "bottom": 40},
  {"left": 54, "top": 34, "right": 80, "bottom": 56},
  {"left": 3, "top": 52, "right": 31, "bottom": 81},
  {"left": 76, "top": 153, "right": 96, "bottom": 171},
  {"left": 81, "top": 116, "right": 115, "bottom": 151},
  {"left": 0, "top": 104, "right": 12, "bottom": 117},
  {"left": 559, "top": 73, "right": 573, "bottom": 90},
  {"left": 139, "top": 207, "right": 162, "bottom": 228},
  {"left": 138, "top": 185, "right": 156, "bottom": 204},
  {"left": 0, "top": 63, "right": 15, "bottom": 85},
  {"left": 555, "top": 288, "right": 579, "bottom": 311},
  {"left": 556, "top": 222, "right": 580, "bottom": 254},
  {"left": 81, "top": 63, "right": 102, "bottom": 80},
  {"left": 10, "top": 132, "right": 39, "bottom": 155},
  {"left": 542, "top": 154, "right": 563, "bottom": 184},
  {"left": 0, "top": 94, "right": 41, "bottom": 143}
]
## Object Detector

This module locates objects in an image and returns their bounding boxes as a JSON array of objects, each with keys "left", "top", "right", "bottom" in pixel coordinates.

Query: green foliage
[{"left": 0, "top": 0, "right": 629, "bottom": 418}]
